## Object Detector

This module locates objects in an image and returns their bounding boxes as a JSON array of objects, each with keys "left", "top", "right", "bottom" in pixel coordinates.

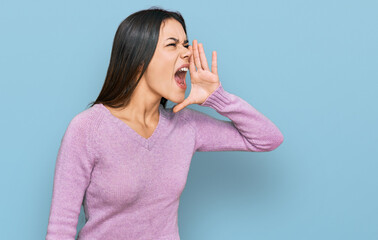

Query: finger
[
  {"left": 173, "top": 98, "right": 191, "bottom": 113},
  {"left": 198, "top": 43, "right": 209, "bottom": 71},
  {"left": 212, "top": 51, "right": 218, "bottom": 75},
  {"left": 188, "top": 45, "right": 196, "bottom": 73},
  {"left": 192, "top": 40, "right": 202, "bottom": 70}
]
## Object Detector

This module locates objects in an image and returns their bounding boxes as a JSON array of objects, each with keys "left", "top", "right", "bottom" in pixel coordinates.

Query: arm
[
  {"left": 45, "top": 114, "right": 96, "bottom": 240},
  {"left": 185, "top": 82, "right": 284, "bottom": 152}
]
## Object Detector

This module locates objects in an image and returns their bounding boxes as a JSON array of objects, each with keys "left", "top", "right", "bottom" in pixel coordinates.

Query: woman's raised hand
[{"left": 173, "top": 39, "right": 221, "bottom": 113}]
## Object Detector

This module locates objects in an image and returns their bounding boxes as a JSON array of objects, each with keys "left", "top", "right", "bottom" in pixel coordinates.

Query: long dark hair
[{"left": 87, "top": 7, "right": 187, "bottom": 109}]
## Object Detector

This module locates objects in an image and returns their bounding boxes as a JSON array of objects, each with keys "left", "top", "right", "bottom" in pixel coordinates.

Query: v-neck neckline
[{"left": 97, "top": 103, "right": 168, "bottom": 151}]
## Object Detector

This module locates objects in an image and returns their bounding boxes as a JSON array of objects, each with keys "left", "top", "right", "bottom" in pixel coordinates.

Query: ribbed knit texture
[{"left": 45, "top": 83, "right": 284, "bottom": 240}]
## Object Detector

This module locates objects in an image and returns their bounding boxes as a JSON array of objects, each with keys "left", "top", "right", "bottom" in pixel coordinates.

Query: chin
[{"left": 168, "top": 93, "right": 186, "bottom": 104}]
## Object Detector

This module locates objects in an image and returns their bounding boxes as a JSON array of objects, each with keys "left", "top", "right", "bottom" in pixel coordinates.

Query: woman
[{"left": 46, "top": 7, "right": 284, "bottom": 240}]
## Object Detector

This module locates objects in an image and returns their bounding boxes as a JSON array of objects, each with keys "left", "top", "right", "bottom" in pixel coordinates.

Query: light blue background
[{"left": 1, "top": 0, "right": 377, "bottom": 239}]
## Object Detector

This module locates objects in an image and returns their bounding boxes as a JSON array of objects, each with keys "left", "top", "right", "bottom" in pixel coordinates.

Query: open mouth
[{"left": 174, "top": 67, "right": 188, "bottom": 88}]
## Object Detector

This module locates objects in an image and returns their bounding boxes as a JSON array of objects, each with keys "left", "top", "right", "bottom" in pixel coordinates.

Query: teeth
[{"left": 178, "top": 67, "right": 188, "bottom": 72}]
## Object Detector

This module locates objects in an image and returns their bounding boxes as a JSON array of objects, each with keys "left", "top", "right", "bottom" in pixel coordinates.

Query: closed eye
[{"left": 168, "top": 43, "right": 190, "bottom": 49}]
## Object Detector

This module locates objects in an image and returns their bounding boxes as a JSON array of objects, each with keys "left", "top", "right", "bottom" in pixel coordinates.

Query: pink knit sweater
[{"left": 46, "top": 83, "right": 284, "bottom": 239}]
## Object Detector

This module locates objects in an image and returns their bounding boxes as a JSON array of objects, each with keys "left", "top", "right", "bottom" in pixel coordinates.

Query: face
[{"left": 139, "top": 18, "right": 192, "bottom": 104}]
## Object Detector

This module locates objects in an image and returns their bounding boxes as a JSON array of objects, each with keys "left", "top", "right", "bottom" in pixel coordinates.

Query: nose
[{"left": 181, "top": 45, "right": 192, "bottom": 59}]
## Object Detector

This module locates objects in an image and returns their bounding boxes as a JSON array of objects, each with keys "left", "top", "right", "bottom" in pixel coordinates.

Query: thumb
[{"left": 173, "top": 98, "right": 191, "bottom": 113}]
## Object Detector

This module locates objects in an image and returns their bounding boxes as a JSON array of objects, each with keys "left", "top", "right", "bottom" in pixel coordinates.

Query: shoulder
[
  {"left": 174, "top": 106, "right": 216, "bottom": 131},
  {"left": 158, "top": 105, "right": 217, "bottom": 130},
  {"left": 57, "top": 106, "right": 103, "bottom": 163},
  {"left": 179, "top": 106, "right": 214, "bottom": 121},
  {"left": 63, "top": 105, "right": 104, "bottom": 139},
  {"left": 159, "top": 106, "right": 197, "bottom": 131}
]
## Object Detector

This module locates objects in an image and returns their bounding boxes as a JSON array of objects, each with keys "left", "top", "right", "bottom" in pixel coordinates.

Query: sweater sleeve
[
  {"left": 45, "top": 114, "right": 96, "bottom": 240},
  {"left": 186, "top": 82, "right": 284, "bottom": 152}
]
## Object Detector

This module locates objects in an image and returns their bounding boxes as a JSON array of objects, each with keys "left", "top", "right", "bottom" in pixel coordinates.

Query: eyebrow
[{"left": 166, "top": 37, "right": 189, "bottom": 44}]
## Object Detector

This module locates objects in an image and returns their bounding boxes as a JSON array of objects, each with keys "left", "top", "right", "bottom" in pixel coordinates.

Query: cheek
[
  {"left": 150, "top": 58, "right": 175, "bottom": 81},
  {"left": 145, "top": 64, "right": 172, "bottom": 92},
  {"left": 148, "top": 65, "right": 172, "bottom": 86},
  {"left": 145, "top": 50, "right": 177, "bottom": 90}
]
